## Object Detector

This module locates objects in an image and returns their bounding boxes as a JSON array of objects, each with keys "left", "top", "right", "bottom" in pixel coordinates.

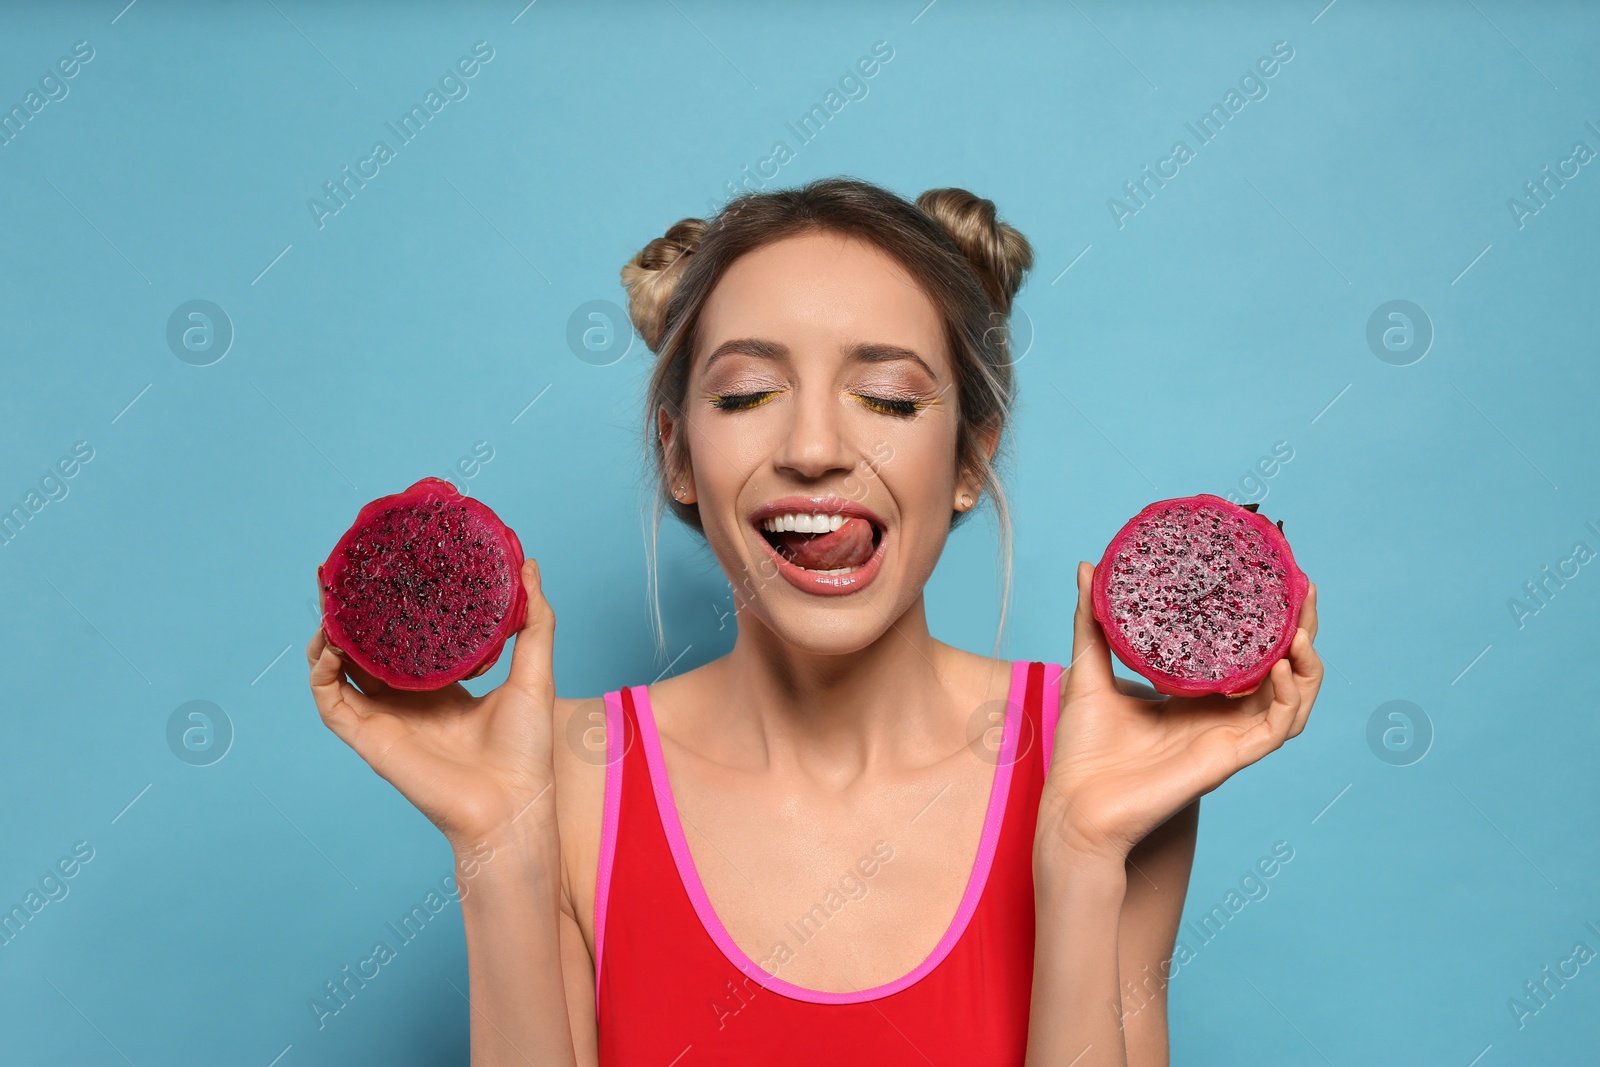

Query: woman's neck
[{"left": 667, "top": 595, "right": 1001, "bottom": 783}]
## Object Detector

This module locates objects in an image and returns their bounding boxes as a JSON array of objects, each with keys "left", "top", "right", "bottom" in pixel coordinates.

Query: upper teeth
[{"left": 761, "top": 512, "right": 846, "bottom": 533}]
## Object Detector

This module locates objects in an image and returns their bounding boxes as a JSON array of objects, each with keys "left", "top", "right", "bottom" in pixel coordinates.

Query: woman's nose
[{"left": 773, "top": 389, "right": 856, "bottom": 480}]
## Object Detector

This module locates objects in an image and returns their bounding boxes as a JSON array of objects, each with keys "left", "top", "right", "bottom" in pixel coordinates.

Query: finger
[
  {"left": 1298, "top": 582, "right": 1318, "bottom": 642},
  {"left": 1209, "top": 656, "right": 1288, "bottom": 734},
  {"left": 308, "top": 639, "right": 373, "bottom": 747},
  {"left": 1064, "top": 561, "right": 1116, "bottom": 698},
  {"left": 339, "top": 652, "right": 395, "bottom": 698},
  {"left": 1269, "top": 657, "right": 1302, "bottom": 741},
  {"left": 307, "top": 624, "right": 394, "bottom": 695},
  {"left": 504, "top": 557, "right": 556, "bottom": 704},
  {"left": 1287, "top": 627, "right": 1321, "bottom": 737},
  {"left": 1239, "top": 657, "right": 1301, "bottom": 763}
]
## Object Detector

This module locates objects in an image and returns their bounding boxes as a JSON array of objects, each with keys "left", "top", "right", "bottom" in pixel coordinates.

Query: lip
[{"left": 749, "top": 495, "right": 888, "bottom": 597}]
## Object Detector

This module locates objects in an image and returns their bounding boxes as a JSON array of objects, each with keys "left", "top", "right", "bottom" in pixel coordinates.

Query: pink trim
[
  {"left": 593, "top": 690, "right": 626, "bottom": 1008},
  {"left": 1042, "top": 662, "right": 1064, "bottom": 770},
  {"left": 628, "top": 659, "right": 1030, "bottom": 1004}
]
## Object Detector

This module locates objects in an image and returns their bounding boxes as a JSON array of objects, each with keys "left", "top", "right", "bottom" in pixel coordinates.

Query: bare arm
[
  {"left": 455, "top": 816, "right": 581, "bottom": 1066},
  {"left": 1028, "top": 845, "right": 1132, "bottom": 1066},
  {"left": 1117, "top": 799, "right": 1198, "bottom": 1066},
  {"left": 456, "top": 695, "right": 606, "bottom": 1064},
  {"left": 308, "top": 558, "right": 588, "bottom": 1065},
  {"left": 557, "top": 888, "right": 601, "bottom": 1066},
  {"left": 1028, "top": 564, "right": 1320, "bottom": 1066},
  {"left": 1027, "top": 801, "right": 1196, "bottom": 1067}
]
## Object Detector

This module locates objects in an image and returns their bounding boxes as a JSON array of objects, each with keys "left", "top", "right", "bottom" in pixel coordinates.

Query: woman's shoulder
[
  {"left": 933, "top": 644, "right": 1051, "bottom": 699},
  {"left": 937, "top": 643, "right": 1064, "bottom": 673}
]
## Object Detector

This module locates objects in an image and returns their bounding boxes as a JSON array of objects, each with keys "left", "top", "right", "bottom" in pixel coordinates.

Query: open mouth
[
  {"left": 753, "top": 508, "right": 885, "bottom": 577},
  {"left": 748, "top": 499, "right": 889, "bottom": 598}
]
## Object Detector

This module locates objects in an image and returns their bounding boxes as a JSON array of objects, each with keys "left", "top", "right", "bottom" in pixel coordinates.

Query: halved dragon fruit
[
  {"left": 1090, "top": 494, "right": 1308, "bottom": 697},
  {"left": 318, "top": 477, "right": 528, "bottom": 691}
]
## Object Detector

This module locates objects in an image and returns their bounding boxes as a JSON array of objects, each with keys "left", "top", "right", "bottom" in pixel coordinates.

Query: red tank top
[{"left": 595, "top": 660, "right": 1064, "bottom": 1064}]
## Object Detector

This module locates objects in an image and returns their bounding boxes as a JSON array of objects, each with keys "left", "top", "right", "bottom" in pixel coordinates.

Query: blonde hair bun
[
  {"left": 915, "top": 187, "right": 1033, "bottom": 316},
  {"left": 619, "top": 217, "right": 707, "bottom": 352}
]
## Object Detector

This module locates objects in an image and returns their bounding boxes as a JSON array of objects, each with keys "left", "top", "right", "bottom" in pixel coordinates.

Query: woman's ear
[
  {"left": 658, "top": 405, "right": 697, "bottom": 505},
  {"left": 954, "top": 418, "right": 1001, "bottom": 511}
]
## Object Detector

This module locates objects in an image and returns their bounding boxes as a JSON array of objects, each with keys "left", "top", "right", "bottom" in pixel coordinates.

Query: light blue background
[{"left": 2, "top": 1, "right": 1597, "bottom": 1064}]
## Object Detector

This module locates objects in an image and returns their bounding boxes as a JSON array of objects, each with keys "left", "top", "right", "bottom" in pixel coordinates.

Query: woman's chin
[{"left": 735, "top": 579, "right": 914, "bottom": 658}]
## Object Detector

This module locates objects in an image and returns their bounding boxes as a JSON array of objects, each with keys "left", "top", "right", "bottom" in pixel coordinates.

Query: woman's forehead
[{"left": 695, "top": 232, "right": 949, "bottom": 376}]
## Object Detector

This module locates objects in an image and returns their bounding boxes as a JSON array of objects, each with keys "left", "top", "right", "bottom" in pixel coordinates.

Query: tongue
[{"left": 773, "top": 517, "right": 876, "bottom": 571}]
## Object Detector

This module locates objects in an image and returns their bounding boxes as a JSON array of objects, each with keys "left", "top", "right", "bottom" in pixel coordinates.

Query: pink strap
[{"left": 593, "top": 690, "right": 625, "bottom": 1008}]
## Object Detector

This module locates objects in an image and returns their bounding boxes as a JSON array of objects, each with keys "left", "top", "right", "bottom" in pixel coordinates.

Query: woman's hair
[{"left": 620, "top": 175, "right": 1034, "bottom": 662}]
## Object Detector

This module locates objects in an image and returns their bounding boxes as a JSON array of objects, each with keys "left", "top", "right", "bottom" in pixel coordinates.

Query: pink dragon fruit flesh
[
  {"left": 1090, "top": 494, "right": 1308, "bottom": 698},
  {"left": 318, "top": 477, "right": 528, "bottom": 691}
]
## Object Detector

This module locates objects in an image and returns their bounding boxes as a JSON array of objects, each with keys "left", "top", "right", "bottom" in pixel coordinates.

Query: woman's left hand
[{"left": 1038, "top": 561, "right": 1323, "bottom": 866}]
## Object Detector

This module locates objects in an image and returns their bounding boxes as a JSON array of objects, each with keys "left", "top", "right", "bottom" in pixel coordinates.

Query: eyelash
[
  {"left": 709, "top": 391, "right": 926, "bottom": 417},
  {"left": 860, "top": 394, "right": 923, "bottom": 417},
  {"left": 710, "top": 390, "right": 777, "bottom": 412}
]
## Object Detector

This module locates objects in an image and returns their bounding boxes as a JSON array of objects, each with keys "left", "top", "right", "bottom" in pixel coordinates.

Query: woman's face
[{"left": 666, "top": 229, "right": 984, "bottom": 655}]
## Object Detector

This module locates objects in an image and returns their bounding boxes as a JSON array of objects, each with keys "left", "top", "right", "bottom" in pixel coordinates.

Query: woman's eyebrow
[
  {"left": 848, "top": 341, "right": 938, "bottom": 380},
  {"left": 703, "top": 337, "right": 937, "bottom": 380},
  {"left": 703, "top": 336, "right": 787, "bottom": 372}
]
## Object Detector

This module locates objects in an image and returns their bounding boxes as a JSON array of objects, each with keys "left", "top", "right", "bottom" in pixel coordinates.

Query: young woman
[{"left": 307, "top": 177, "right": 1322, "bottom": 1066}]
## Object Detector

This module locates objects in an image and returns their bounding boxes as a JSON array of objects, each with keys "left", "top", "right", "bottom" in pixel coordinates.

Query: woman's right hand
[{"left": 306, "top": 558, "right": 559, "bottom": 855}]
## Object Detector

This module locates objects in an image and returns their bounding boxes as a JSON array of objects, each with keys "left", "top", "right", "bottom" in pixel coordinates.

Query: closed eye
[
  {"left": 709, "top": 390, "right": 778, "bottom": 411},
  {"left": 854, "top": 393, "right": 925, "bottom": 417},
  {"left": 708, "top": 391, "right": 930, "bottom": 417}
]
